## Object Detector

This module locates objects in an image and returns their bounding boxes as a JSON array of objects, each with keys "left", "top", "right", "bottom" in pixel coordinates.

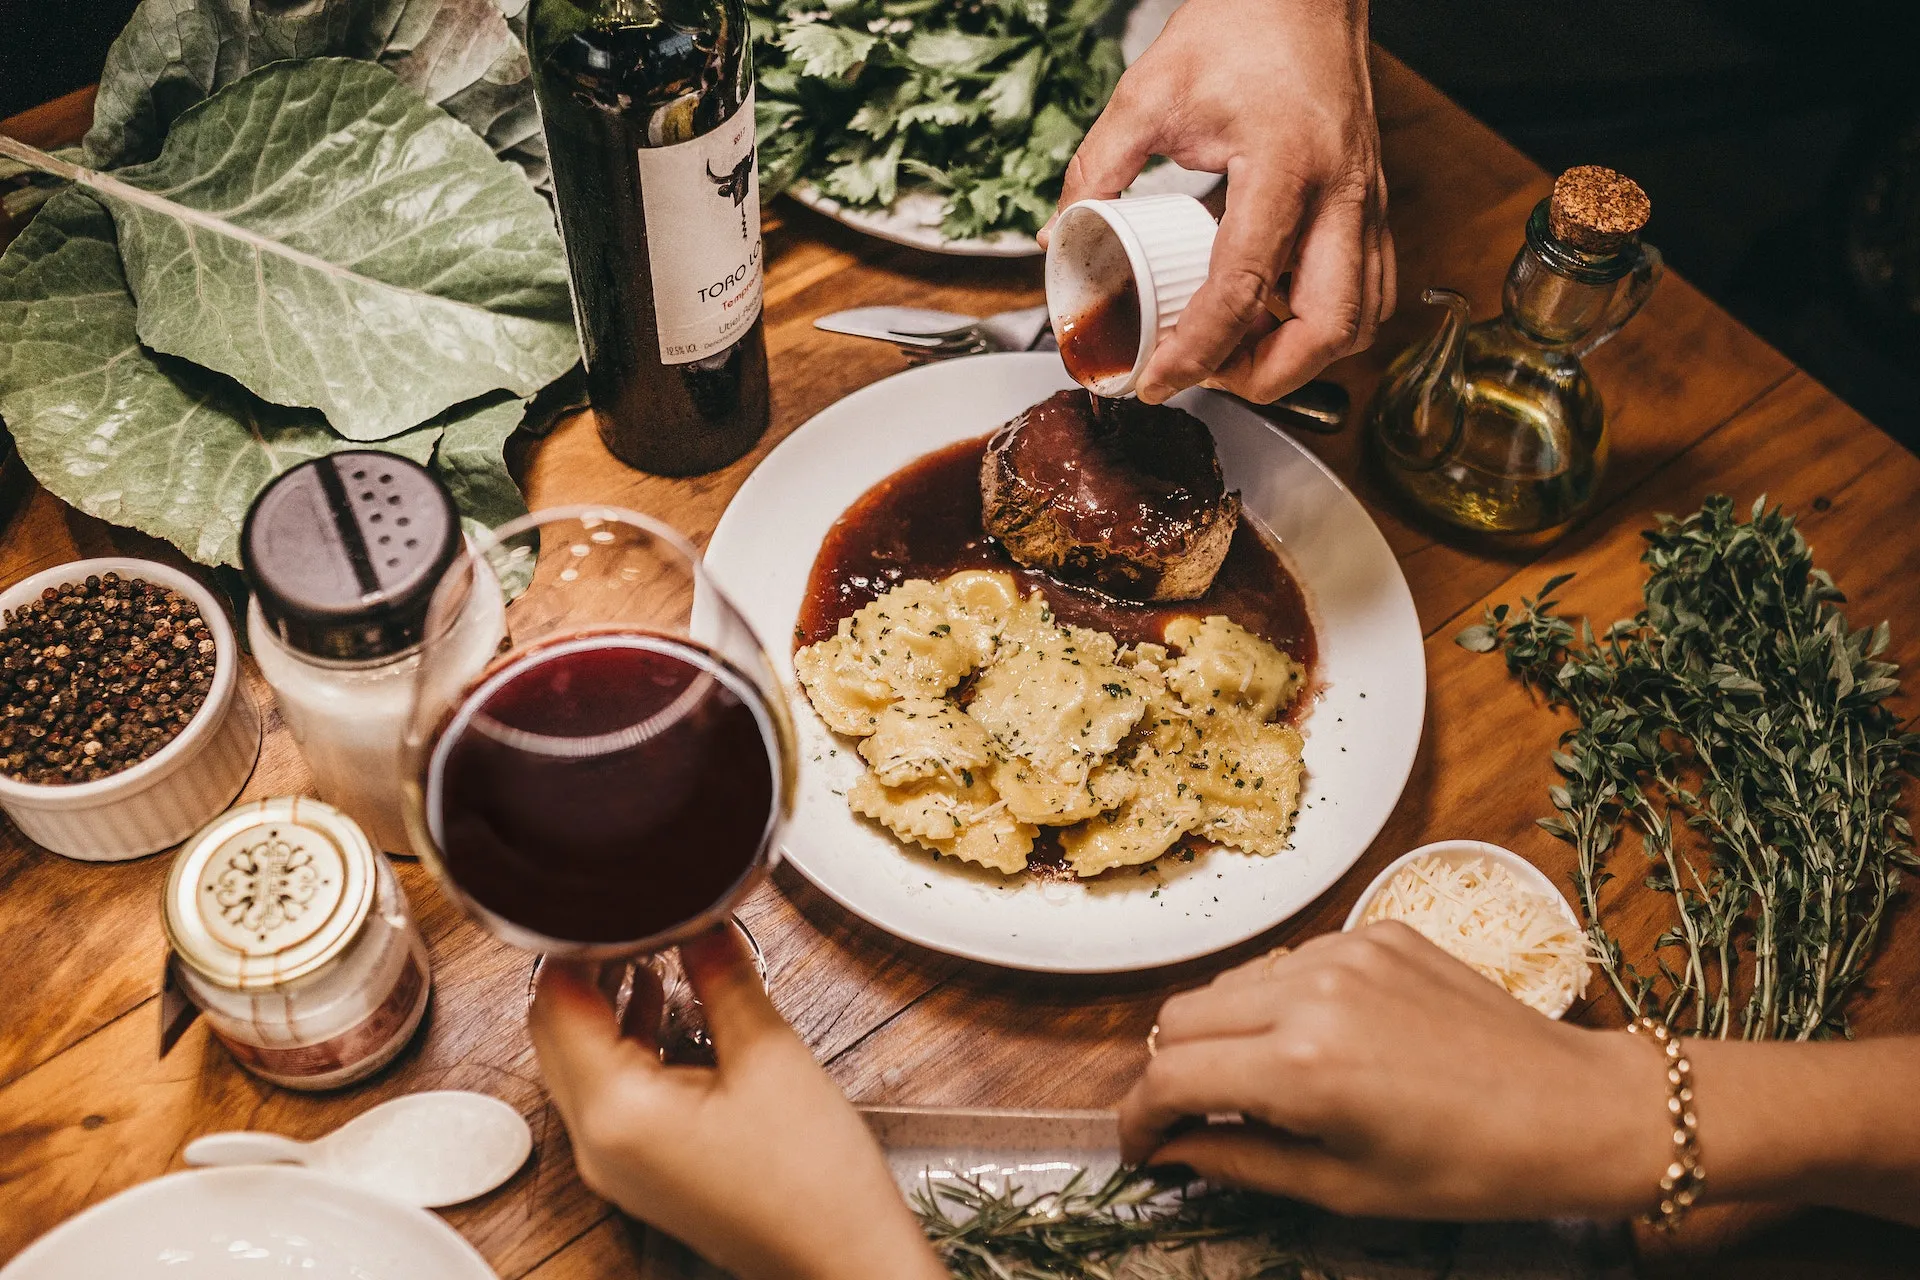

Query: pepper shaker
[{"left": 241, "top": 454, "right": 504, "bottom": 854}]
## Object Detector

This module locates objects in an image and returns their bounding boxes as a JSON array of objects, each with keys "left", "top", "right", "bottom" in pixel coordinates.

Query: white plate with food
[
  {"left": 1, "top": 1166, "right": 496, "bottom": 1279},
  {"left": 779, "top": 0, "right": 1220, "bottom": 258},
  {"left": 705, "top": 353, "right": 1422, "bottom": 972}
]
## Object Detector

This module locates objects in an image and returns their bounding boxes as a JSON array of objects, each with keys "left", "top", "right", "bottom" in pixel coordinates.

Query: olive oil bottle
[{"left": 1368, "top": 167, "right": 1661, "bottom": 536}]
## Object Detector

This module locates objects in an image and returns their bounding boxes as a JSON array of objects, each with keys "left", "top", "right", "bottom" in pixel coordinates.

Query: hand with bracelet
[{"left": 1123, "top": 922, "right": 1920, "bottom": 1228}]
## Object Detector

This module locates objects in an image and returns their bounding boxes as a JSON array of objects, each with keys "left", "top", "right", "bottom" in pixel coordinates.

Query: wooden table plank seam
[{"left": 512, "top": 1205, "right": 616, "bottom": 1280}]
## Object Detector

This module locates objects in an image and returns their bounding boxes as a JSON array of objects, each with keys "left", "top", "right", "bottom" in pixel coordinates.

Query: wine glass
[{"left": 402, "top": 505, "right": 794, "bottom": 1057}]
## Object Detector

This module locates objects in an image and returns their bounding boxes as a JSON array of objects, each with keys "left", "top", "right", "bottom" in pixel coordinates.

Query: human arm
[
  {"left": 1120, "top": 922, "right": 1920, "bottom": 1226},
  {"left": 528, "top": 929, "right": 947, "bottom": 1280},
  {"left": 1044, "top": 0, "right": 1393, "bottom": 405}
]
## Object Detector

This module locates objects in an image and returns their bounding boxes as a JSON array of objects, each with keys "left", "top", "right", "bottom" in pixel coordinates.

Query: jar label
[
  {"left": 636, "top": 91, "right": 764, "bottom": 366},
  {"left": 218, "top": 947, "right": 429, "bottom": 1080}
]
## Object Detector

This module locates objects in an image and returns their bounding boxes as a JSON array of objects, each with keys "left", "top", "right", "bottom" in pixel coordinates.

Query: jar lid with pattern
[{"left": 162, "top": 797, "right": 377, "bottom": 991}]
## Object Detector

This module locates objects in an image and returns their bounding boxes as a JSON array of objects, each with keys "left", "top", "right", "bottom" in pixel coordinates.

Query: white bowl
[
  {"left": 1344, "top": 839, "right": 1586, "bottom": 1018},
  {"left": 1045, "top": 194, "right": 1218, "bottom": 397},
  {"left": 0, "top": 558, "right": 261, "bottom": 861},
  {"left": 0, "top": 1165, "right": 495, "bottom": 1279}
]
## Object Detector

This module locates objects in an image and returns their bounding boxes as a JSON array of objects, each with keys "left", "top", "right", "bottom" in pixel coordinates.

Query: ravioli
[
  {"left": 991, "top": 755, "right": 1134, "bottom": 826},
  {"left": 848, "top": 768, "right": 994, "bottom": 844},
  {"left": 1060, "top": 738, "right": 1208, "bottom": 876},
  {"left": 847, "top": 768, "right": 1035, "bottom": 874},
  {"left": 857, "top": 698, "right": 994, "bottom": 787},
  {"left": 1165, "top": 615, "right": 1306, "bottom": 721},
  {"left": 792, "top": 635, "right": 897, "bottom": 735},
  {"left": 939, "top": 570, "right": 1053, "bottom": 664},
  {"left": 794, "top": 574, "right": 1310, "bottom": 881},
  {"left": 1188, "top": 718, "right": 1307, "bottom": 856},
  {"left": 821, "top": 579, "right": 975, "bottom": 697},
  {"left": 931, "top": 804, "right": 1040, "bottom": 875},
  {"left": 966, "top": 634, "right": 1149, "bottom": 784}
]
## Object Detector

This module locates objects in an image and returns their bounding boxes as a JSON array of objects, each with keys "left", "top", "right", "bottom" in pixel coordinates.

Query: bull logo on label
[{"left": 707, "top": 148, "right": 755, "bottom": 240}]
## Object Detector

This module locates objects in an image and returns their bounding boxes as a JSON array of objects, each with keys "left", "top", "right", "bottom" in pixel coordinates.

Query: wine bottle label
[{"left": 637, "top": 91, "right": 764, "bottom": 366}]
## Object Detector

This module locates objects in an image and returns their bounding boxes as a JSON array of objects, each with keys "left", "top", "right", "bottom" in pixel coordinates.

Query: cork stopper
[{"left": 1548, "top": 166, "right": 1650, "bottom": 254}]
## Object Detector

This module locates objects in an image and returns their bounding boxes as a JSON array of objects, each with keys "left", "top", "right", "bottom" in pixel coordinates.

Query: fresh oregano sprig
[
  {"left": 912, "top": 1165, "right": 1319, "bottom": 1279},
  {"left": 1458, "top": 495, "right": 1920, "bottom": 1039}
]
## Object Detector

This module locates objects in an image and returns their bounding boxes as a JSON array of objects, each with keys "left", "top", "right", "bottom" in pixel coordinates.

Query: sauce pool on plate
[{"left": 794, "top": 434, "right": 1316, "bottom": 679}]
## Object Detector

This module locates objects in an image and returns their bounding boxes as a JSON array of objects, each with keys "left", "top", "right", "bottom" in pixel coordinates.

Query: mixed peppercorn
[{"left": 0, "top": 573, "right": 217, "bottom": 784}]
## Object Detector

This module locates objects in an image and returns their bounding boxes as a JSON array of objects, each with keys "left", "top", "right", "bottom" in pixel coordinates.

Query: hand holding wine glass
[
  {"left": 404, "top": 505, "right": 794, "bottom": 1051},
  {"left": 529, "top": 927, "right": 947, "bottom": 1280}
]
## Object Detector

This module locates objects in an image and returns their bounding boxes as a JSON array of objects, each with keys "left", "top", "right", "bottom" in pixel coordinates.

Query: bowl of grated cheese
[{"left": 1344, "top": 840, "right": 1593, "bottom": 1019}]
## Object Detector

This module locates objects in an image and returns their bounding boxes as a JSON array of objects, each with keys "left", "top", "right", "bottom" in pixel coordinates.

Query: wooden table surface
[{"left": 3, "top": 53, "right": 1917, "bottom": 1279}]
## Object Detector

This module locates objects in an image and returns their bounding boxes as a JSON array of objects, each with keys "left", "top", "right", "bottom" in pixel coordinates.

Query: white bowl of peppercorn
[{"left": 0, "top": 558, "right": 261, "bottom": 861}]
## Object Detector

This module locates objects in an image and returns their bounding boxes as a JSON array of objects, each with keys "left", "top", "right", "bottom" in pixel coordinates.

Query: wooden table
[{"left": 2, "top": 54, "right": 1916, "bottom": 1279}]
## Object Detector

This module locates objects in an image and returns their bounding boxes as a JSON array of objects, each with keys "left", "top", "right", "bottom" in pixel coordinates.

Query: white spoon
[{"left": 184, "top": 1090, "right": 533, "bottom": 1208}]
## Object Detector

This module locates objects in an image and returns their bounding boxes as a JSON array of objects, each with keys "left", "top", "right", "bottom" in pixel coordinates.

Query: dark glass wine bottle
[{"left": 529, "top": 0, "right": 770, "bottom": 476}]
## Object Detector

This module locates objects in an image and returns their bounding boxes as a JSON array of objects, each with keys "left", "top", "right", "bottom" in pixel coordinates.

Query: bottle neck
[{"left": 1502, "top": 200, "right": 1640, "bottom": 351}]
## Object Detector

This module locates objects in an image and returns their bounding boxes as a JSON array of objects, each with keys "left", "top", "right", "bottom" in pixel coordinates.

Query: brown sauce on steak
[
  {"left": 989, "top": 390, "right": 1221, "bottom": 556},
  {"left": 794, "top": 434, "right": 1316, "bottom": 678},
  {"left": 981, "top": 391, "right": 1241, "bottom": 601}
]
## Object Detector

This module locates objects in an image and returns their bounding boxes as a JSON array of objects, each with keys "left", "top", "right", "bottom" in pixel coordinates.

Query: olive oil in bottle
[
  {"left": 529, "top": 0, "right": 770, "bottom": 476},
  {"left": 1368, "top": 167, "right": 1661, "bottom": 537}
]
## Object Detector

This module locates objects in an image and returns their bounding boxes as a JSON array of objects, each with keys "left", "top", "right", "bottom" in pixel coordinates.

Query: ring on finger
[{"left": 1262, "top": 945, "right": 1293, "bottom": 975}]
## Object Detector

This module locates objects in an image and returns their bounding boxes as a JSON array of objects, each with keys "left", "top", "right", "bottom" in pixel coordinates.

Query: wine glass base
[{"left": 524, "top": 917, "right": 764, "bottom": 1065}]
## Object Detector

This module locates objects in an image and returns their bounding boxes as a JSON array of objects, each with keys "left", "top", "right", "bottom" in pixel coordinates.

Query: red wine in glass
[{"left": 425, "top": 631, "right": 779, "bottom": 951}]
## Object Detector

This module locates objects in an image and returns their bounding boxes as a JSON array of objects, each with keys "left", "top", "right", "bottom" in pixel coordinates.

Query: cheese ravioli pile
[{"left": 793, "top": 570, "right": 1307, "bottom": 878}]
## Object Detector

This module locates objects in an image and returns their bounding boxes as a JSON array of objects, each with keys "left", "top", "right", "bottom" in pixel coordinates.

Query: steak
[{"left": 980, "top": 391, "right": 1240, "bottom": 602}]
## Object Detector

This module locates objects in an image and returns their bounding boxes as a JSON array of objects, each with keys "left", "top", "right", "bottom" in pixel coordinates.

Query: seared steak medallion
[{"left": 980, "top": 391, "right": 1240, "bottom": 602}]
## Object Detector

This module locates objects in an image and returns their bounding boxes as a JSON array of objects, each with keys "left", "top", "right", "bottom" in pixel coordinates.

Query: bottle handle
[{"left": 1572, "top": 242, "right": 1662, "bottom": 359}]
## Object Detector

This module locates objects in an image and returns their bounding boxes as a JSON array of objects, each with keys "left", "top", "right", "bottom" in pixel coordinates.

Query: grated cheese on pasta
[{"left": 1361, "top": 854, "right": 1593, "bottom": 1015}]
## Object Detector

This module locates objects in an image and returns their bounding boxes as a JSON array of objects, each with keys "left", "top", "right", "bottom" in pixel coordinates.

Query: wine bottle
[{"left": 529, "top": 0, "right": 771, "bottom": 476}]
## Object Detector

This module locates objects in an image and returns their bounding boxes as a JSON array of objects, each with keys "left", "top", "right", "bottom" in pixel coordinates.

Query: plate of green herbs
[{"left": 751, "top": 0, "right": 1219, "bottom": 257}]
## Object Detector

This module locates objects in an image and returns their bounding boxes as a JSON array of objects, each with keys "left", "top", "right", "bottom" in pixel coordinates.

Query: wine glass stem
[{"left": 524, "top": 917, "right": 763, "bottom": 1066}]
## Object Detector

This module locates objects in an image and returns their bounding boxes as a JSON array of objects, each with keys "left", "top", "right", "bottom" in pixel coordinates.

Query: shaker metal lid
[
  {"left": 240, "top": 452, "right": 462, "bottom": 662},
  {"left": 163, "top": 797, "right": 377, "bottom": 992}
]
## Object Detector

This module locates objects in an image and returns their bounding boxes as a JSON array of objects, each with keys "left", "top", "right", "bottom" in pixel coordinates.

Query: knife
[{"left": 814, "top": 304, "right": 1053, "bottom": 353}]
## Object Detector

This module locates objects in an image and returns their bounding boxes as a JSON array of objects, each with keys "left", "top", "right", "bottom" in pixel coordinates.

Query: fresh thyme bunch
[
  {"left": 1458, "top": 496, "right": 1920, "bottom": 1040},
  {"left": 913, "top": 1167, "right": 1319, "bottom": 1279}
]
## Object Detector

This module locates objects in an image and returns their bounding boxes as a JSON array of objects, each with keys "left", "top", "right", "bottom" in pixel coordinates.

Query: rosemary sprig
[
  {"left": 1458, "top": 495, "right": 1920, "bottom": 1039},
  {"left": 912, "top": 1165, "right": 1321, "bottom": 1279}
]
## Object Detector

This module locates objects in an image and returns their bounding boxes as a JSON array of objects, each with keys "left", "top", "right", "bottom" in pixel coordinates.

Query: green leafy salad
[{"left": 750, "top": 0, "right": 1125, "bottom": 240}]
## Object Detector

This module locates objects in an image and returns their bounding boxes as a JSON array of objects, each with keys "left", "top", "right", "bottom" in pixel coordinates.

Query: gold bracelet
[{"left": 1627, "top": 1016, "right": 1705, "bottom": 1230}]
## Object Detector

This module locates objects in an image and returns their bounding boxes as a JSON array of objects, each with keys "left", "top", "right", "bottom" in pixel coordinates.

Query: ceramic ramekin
[
  {"left": 1344, "top": 839, "right": 1586, "bottom": 1019},
  {"left": 0, "top": 557, "right": 261, "bottom": 861},
  {"left": 1045, "top": 193, "right": 1218, "bottom": 397}
]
